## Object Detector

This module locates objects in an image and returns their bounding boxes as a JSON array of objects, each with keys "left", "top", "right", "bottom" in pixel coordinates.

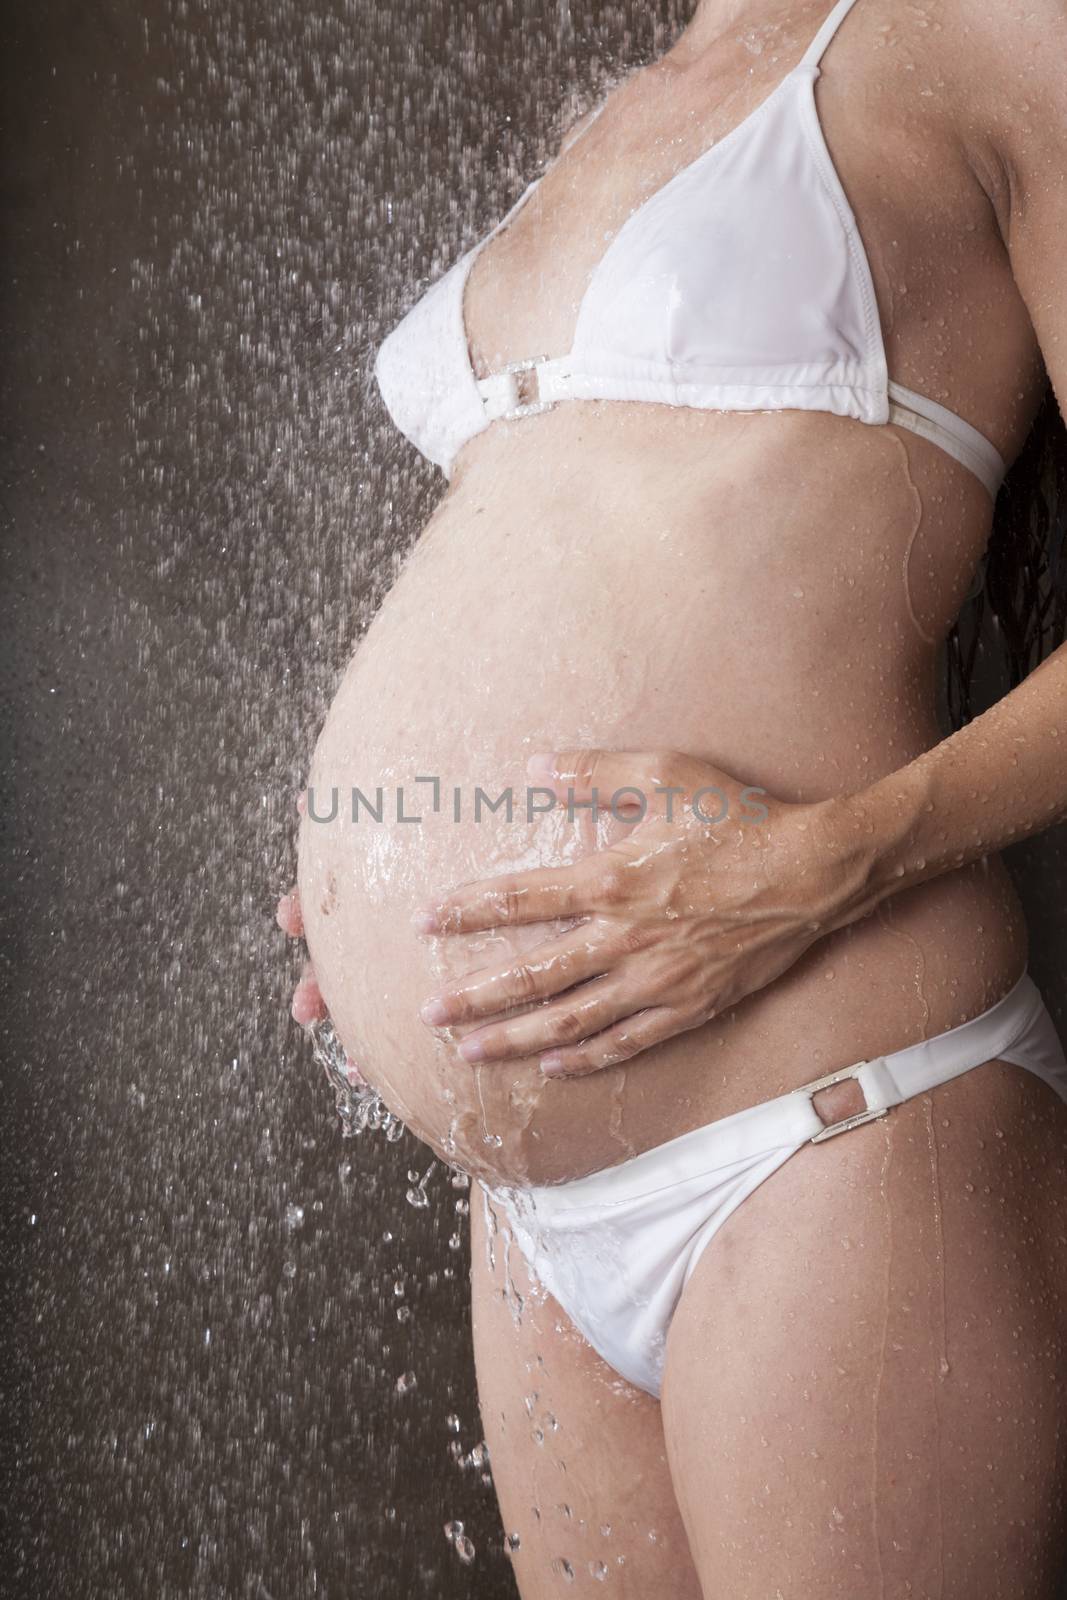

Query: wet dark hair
[{"left": 946, "top": 380, "right": 1067, "bottom": 730}]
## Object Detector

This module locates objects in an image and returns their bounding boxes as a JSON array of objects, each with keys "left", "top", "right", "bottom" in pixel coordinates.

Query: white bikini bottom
[{"left": 481, "top": 971, "right": 1067, "bottom": 1398}]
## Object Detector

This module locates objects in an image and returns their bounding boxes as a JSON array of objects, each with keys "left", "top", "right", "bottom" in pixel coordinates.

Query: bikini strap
[
  {"left": 799, "top": 0, "right": 863, "bottom": 70},
  {"left": 887, "top": 380, "right": 1008, "bottom": 500}
]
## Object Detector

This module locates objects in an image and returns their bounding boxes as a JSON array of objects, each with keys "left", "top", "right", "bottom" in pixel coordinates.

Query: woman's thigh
[
  {"left": 469, "top": 1187, "right": 704, "bottom": 1598},
  {"left": 660, "top": 1060, "right": 1067, "bottom": 1600}
]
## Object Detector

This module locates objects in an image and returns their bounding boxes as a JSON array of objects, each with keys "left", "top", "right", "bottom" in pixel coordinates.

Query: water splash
[
  {"left": 443, "top": 1521, "right": 476, "bottom": 1565},
  {"left": 307, "top": 1014, "right": 405, "bottom": 1141}
]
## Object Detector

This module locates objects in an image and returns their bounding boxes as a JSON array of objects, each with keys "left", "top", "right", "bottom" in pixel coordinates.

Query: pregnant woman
[{"left": 285, "top": 0, "right": 1067, "bottom": 1592}]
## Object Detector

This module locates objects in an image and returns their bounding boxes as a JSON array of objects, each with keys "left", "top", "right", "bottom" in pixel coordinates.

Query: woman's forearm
[{"left": 827, "top": 640, "right": 1067, "bottom": 926}]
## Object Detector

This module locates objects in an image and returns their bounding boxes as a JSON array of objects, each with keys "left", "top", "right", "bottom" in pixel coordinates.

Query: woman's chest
[{"left": 460, "top": 47, "right": 1018, "bottom": 406}]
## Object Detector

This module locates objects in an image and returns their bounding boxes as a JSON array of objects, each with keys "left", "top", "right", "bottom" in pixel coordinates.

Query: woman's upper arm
[
  {"left": 556, "top": 98, "right": 604, "bottom": 157},
  {"left": 982, "top": 1, "right": 1067, "bottom": 411}
]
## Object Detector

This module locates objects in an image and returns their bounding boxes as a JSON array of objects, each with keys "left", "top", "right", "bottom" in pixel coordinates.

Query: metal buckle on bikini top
[
  {"left": 477, "top": 357, "right": 558, "bottom": 422},
  {"left": 798, "top": 1060, "right": 890, "bottom": 1143}
]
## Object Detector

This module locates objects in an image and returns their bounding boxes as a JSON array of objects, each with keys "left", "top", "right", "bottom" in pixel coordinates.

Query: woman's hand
[
  {"left": 278, "top": 791, "right": 376, "bottom": 1095},
  {"left": 276, "top": 790, "right": 328, "bottom": 1025},
  {"left": 276, "top": 886, "right": 328, "bottom": 1025},
  {"left": 413, "top": 749, "right": 873, "bottom": 1078},
  {"left": 278, "top": 880, "right": 376, "bottom": 1095}
]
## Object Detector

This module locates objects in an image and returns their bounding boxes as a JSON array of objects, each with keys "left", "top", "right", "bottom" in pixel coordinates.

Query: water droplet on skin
[{"left": 505, "top": 1531, "right": 522, "bottom": 1553}]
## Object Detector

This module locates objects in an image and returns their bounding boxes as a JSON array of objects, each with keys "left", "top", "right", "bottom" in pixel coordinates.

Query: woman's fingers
[
  {"left": 278, "top": 797, "right": 308, "bottom": 936},
  {"left": 276, "top": 886, "right": 304, "bottom": 937},
  {"left": 277, "top": 884, "right": 326, "bottom": 1020},
  {"left": 291, "top": 957, "right": 327, "bottom": 1025},
  {"left": 452, "top": 971, "right": 661, "bottom": 1064},
  {"left": 415, "top": 747, "right": 751, "bottom": 940},
  {"left": 414, "top": 859, "right": 598, "bottom": 935},
  {"left": 419, "top": 923, "right": 618, "bottom": 1029},
  {"left": 538, "top": 1005, "right": 697, "bottom": 1078},
  {"left": 281, "top": 796, "right": 327, "bottom": 1026}
]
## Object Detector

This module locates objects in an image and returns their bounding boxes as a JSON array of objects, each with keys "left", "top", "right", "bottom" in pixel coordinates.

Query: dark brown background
[{"left": 2, "top": 2, "right": 1065, "bottom": 1596}]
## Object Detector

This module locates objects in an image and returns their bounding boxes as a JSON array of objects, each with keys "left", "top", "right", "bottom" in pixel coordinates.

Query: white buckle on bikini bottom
[{"left": 799, "top": 1060, "right": 890, "bottom": 1143}]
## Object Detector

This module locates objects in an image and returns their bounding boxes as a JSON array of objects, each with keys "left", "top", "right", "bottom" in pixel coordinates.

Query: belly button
[{"left": 320, "top": 871, "right": 338, "bottom": 917}]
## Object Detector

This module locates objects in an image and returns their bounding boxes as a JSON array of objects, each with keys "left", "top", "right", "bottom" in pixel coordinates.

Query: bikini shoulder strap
[{"left": 799, "top": 0, "right": 863, "bottom": 70}]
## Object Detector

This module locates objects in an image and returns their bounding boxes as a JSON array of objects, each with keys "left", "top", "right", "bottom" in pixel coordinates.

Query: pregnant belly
[
  {"left": 297, "top": 638, "right": 657, "bottom": 1185},
  {"left": 296, "top": 460, "right": 1026, "bottom": 1186}
]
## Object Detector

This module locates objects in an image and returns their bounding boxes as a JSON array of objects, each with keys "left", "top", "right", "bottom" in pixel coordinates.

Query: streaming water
[
  {"left": 890, "top": 430, "right": 940, "bottom": 648},
  {"left": 0, "top": 2, "right": 689, "bottom": 1593}
]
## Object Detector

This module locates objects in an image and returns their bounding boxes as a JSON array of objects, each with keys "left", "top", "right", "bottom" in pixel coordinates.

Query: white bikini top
[{"left": 372, "top": 0, "right": 1008, "bottom": 498}]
